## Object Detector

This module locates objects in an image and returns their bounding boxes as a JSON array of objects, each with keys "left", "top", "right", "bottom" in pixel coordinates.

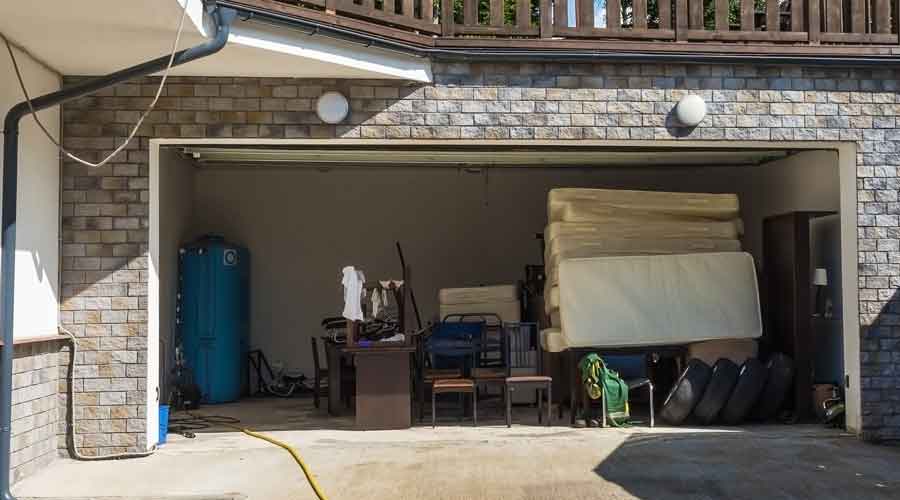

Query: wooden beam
[
  {"left": 740, "top": 0, "right": 754, "bottom": 31},
  {"left": 608, "top": 0, "right": 621, "bottom": 29},
  {"left": 766, "top": 0, "right": 780, "bottom": 31},
  {"left": 791, "top": 0, "right": 804, "bottom": 32},
  {"left": 490, "top": 0, "right": 504, "bottom": 26},
  {"left": 675, "top": 0, "right": 689, "bottom": 40},
  {"left": 540, "top": 0, "right": 554, "bottom": 36},
  {"left": 518, "top": 0, "right": 532, "bottom": 28},
  {"left": 873, "top": 0, "right": 891, "bottom": 33},
  {"left": 689, "top": 0, "right": 704, "bottom": 29},
  {"left": 578, "top": 0, "right": 595, "bottom": 31},
  {"left": 441, "top": 0, "right": 455, "bottom": 34},
  {"left": 808, "top": 0, "right": 821, "bottom": 42},
  {"left": 463, "top": 0, "right": 477, "bottom": 25},
  {"left": 715, "top": 0, "right": 729, "bottom": 31},
  {"left": 633, "top": 0, "right": 648, "bottom": 29},
  {"left": 554, "top": 0, "right": 569, "bottom": 28},
  {"left": 659, "top": 0, "right": 672, "bottom": 29}
]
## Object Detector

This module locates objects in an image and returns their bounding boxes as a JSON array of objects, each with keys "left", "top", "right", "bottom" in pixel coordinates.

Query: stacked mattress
[
  {"left": 541, "top": 188, "right": 761, "bottom": 352},
  {"left": 439, "top": 284, "right": 521, "bottom": 323}
]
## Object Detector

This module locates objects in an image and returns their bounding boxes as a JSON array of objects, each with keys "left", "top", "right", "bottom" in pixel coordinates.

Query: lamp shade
[
  {"left": 316, "top": 91, "right": 350, "bottom": 124},
  {"left": 813, "top": 268, "right": 828, "bottom": 286}
]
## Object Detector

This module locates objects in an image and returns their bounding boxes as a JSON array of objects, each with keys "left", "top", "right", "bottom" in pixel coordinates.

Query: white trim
[{"left": 147, "top": 138, "right": 861, "bottom": 438}]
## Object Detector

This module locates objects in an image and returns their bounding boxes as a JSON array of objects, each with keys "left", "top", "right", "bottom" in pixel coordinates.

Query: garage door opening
[{"left": 147, "top": 140, "right": 858, "bottom": 446}]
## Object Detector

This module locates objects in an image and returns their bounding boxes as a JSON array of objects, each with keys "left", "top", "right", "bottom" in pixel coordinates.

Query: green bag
[{"left": 578, "top": 353, "right": 630, "bottom": 426}]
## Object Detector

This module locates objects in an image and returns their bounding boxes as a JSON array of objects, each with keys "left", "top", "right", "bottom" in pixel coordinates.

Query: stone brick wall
[
  {"left": 58, "top": 63, "right": 900, "bottom": 452},
  {"left": 8, "top": 340, "right": 63, "bottom": 483}
]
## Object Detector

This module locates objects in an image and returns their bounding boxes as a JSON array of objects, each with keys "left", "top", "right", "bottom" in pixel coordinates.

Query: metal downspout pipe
[{"left": 0, "top": 5, "right": 236, "bottom": 499}]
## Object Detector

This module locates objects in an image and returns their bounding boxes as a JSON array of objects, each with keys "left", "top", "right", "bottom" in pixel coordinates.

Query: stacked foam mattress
[
  {"left": 541, "top": 188, "right": 762, "bottom": 353},
  {"left": 439, "top": 284, "right": 521, "bottom": 323}
]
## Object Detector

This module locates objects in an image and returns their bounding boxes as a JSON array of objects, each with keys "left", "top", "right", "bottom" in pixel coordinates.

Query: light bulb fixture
[
  {"left": 675, "top": 94, "right": 707, "bottom": 127},
  {"left": 316, "top": 91, "right": 349, "bottom": 124}
]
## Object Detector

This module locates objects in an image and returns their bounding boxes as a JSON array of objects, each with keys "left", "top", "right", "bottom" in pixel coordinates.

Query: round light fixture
[
  {"left": 675, "top": 94, "right": 707, "bottom": 127},
  {"left": 316, "top": 91, "right": 350, "bottom": 124}
]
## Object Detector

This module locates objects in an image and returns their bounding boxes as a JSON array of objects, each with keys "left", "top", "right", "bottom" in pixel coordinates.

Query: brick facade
[
  {"left": 58, "top": 62, "right": 900, "bottom": 454},
  {"left": 7, "top": 340, "right": 63, "bottom": 483}
]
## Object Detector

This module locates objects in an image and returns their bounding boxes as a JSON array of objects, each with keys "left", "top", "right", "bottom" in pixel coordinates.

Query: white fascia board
[{"left": 177, "top": 0, "right": 432, "bottom": 82}]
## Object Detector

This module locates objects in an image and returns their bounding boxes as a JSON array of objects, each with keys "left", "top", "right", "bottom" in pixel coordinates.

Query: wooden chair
[
  {"left": 424, "top": 320, "right": 485, "bottom": 427},
  {"left": 310, "top": 336, "right": 328, "bottom": 409},
  {"left": 432, "top": 378, "right": 477, "bottom": 428},
  {"left": 504, "top": 322, "right": 553, "bottom": 427}
]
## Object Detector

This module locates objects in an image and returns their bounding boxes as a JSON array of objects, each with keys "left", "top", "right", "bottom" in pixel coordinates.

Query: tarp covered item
[
  {"left": 556, "top": 252, "right": 762, "bottom": 349},
  {"left": 688, "top": 339, "right": 759, "bottom": 366},
  {"left": 544, "top": 220, "right": 743, "bottom": 246},
  {"left": 547, "top": 188, "right": 740, "bottom": 222}
]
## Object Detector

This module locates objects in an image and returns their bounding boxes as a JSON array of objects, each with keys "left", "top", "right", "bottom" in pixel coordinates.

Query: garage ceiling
[{"left": 180, "top": 146, "right": 793, "bottom": 168}]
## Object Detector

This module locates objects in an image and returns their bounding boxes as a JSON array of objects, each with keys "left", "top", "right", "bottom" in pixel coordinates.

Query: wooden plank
[
  {"left": 873, "top": 0, "right": 891, "bottom": 33},
  {"left": 659, "top": 0, "right": 671, "bottom": 29},
  {"left": 715, "top": 0, "right": 729, "bottom": 31},
  {"left": 824, "top": 0, "right": 842, "bottom": 32},
  {"left": 790, "top": 0, "right": 804, "bottom": 32},
  {"left": 420, "top": 0, "right": 434, "bottom": 22},
  {"left": 384, "top": 0, "right": 395, "bottom": 15},
  {"left": 326, "top": 0, "right": 337, "bottom": 13},
  {"left": 675, "top": 0, "right": 689, "bottom": 40},
  {"left": 849, "top": 0, "right": 865, "bottom": 33},
  {"left": 554, "top": 0, "right": 569, "bottom": 27},
  {"left": 455, "top": 24, "right": 541, "bottom": 34},
  {"left": 554, "top": 26, "right": 677, "bottom": 37},
  {"left": 808, "top": 0, "right": 821, "bottom": 41},
  {"left": 766, "top": 0, "right": 779, "bottom": 31},
  {"left": 578, "top": 0, "right": 595, "bottom": 31},
  {"left": 687, "top": 28, "right": 809, "bottom": 41},
  {"left": 540, "top": 0, "right": 554, "bottom": 36},
  {"left": 441, "top": 0, "right": 455, "bottom": 34},
  {"left": 463, "top": 0, "right": 477, "bottom": 25},
  {"left": 607, "top": 0, "right": 621, "bottom": 29},
  {"left": 818, "top": 31, "right": 900, "bottom": 43},
  {"left": 740, "top": 0, "right": 754, "bottom": 31},
  {"left": 490, "top": 0, "right": 504, "bottom": 26},
  {"left": 518, "top": 0, "right": 532, "bottom": 28},
  {"left": 633, "top": 0, "right": 648, "bottom": 29},
  {"left": 689, "top": 0, "right": 703, "bottom": 28}
]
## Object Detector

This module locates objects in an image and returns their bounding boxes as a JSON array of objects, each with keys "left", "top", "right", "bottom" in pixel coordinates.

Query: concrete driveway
[{"left": 13, "top": 399, "right": 900, "bottom": 500}]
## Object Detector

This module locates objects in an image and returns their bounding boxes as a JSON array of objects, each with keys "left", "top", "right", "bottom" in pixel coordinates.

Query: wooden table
[{"left": 326, "top": 341, "right": 416, "bottom": 430}]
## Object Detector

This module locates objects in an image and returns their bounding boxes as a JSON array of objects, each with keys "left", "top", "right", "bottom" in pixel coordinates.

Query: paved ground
[{"left": 14, "top": 398, "right": 900, "bottom": 500}]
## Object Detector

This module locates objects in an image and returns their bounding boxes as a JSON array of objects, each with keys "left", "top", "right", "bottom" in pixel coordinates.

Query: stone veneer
[
  {"left": 7, "top": 340, "right": 63, "bottom": 483},
  {"left": 57, "top": 62, "right": 900, "bottom": 454}
]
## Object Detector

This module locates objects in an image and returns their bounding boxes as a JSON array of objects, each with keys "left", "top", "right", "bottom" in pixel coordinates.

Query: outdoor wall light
[
  {"left": 675, "top": 94, "right": 707, "bottom": 127},
  {"left": 316, "top": 91, "right": 350, "bottom": 124}
]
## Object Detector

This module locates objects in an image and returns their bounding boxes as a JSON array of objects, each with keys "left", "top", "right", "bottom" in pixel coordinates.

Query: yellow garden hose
[{"left": 191, "top": 413, "right": 329, "bottom": 500}]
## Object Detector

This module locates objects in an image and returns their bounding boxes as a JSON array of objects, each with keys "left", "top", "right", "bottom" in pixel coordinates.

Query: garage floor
[{"left": 14, "top": 398, "right": 900, "bottom": 500}]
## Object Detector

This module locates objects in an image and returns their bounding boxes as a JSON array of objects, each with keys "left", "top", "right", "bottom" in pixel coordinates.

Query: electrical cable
[
  {"left": 188, "top": 412, "right": 330, "bottom": 500},
  {"left": 1, "top": 0, "right": 191, "bottom": 168},
  {"left": 58, "top": 327, "right": 158, "bottom": 460}
]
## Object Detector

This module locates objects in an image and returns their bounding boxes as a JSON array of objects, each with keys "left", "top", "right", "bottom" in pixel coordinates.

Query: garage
[{"left": 147, "top": 140, "right": 858, "bottom": 438}]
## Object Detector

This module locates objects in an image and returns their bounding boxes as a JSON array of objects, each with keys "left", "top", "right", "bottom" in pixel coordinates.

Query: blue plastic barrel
[{"left": 158, "top": 405, "right": 170, "bottom": 445}]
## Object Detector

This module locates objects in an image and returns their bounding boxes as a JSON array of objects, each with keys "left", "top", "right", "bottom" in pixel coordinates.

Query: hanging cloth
[{"left": 341, "top": 266, "right": 366, "bottom": 322}]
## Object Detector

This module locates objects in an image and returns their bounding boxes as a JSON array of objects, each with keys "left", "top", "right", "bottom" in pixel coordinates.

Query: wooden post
[
  {"left": 659, "top": 0, "right": 671, "bottom": 31},
  {"left": 441, "top": 0, "right": 454, "bottom": 35},
  {"left": 578, "top": 0, "right": 594, "bottom": 32},
  {"left": 554, "top": 0, "right": 569, "bottom": 29},
  {"left": 873, "top": 0, "right": 891, "bottom": 33},
  {"left": 766, "top": 0, "right": 780, "bottom": 31},
  {"left": 740, "top": 0, "right": 754, "bottom": 32},
  {"left": 540, "top": 0, "right": 554, "bottom": 37},
  {"left": 808, "top": 0, "right": 820, "bottom": 43},
  {"left": 608, "top": 0, "right": 621, "bottom": 29},
  {"left": 326, "top": 0, "right": 337, "bottom": 14},
  {"left": 633, "top": 0, "right": 647, "bottom": 30},
  {"left": 675, "top": 0, "right": 688, "bottom": 40},
  {"left": 517, "top": 0, "right": 531, "bottom": 28}
]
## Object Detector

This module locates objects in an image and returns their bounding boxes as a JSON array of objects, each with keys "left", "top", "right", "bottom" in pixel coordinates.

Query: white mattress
[
  {"left": 544, "top": 238, "right": 743, "bottom": 288},
  {"left": 545, "top": 220, "right": 743, "bottom": 245},
  {"left": 555, "top": 252, "right": 762, "bottom": 349},
  {"left": 540, "top": 328, "right": 568, "bottom": 353},
  {"left": 548, "top": 188, "right": 740, "bottom": 222},
  {"left": 439, "top": 285, "right": 518, "bottom": 304}
]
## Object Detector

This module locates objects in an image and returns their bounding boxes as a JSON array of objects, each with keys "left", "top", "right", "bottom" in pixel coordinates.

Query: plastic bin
[{"left": 158, "top": 405, "right": 170, "bottom": 445}]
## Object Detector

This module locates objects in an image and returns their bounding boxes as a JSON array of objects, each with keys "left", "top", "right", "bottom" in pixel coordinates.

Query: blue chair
[{"left": 424, "top": 320, "right": 485, "bottom": 427}]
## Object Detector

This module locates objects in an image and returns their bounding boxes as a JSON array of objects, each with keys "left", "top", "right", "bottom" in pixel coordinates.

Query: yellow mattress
[{"left": 547, "top": 188, "right": 740, "bottom": 222}]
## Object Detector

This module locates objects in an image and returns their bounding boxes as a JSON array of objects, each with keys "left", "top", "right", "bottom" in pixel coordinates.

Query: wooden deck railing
[{"left": 272, "top": 0, "right": 900, "bottom": 46}]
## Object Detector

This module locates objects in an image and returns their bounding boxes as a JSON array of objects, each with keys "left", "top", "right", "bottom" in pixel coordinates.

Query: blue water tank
[{"left": 178, "top": 235, "right": 249, "bottom": 404}]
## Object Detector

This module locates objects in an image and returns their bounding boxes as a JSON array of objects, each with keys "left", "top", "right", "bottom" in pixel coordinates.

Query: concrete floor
[{"left": 14, "top": 398, "right": 900, "bottom": 500}]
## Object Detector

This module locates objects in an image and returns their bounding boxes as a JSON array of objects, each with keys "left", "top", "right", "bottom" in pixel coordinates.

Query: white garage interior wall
[
  {"left": 155, "top": 147, "right": 842, "bottom": 380},
  {"left": 0, "top": 43, "right": 61, "bottom": 340}
]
